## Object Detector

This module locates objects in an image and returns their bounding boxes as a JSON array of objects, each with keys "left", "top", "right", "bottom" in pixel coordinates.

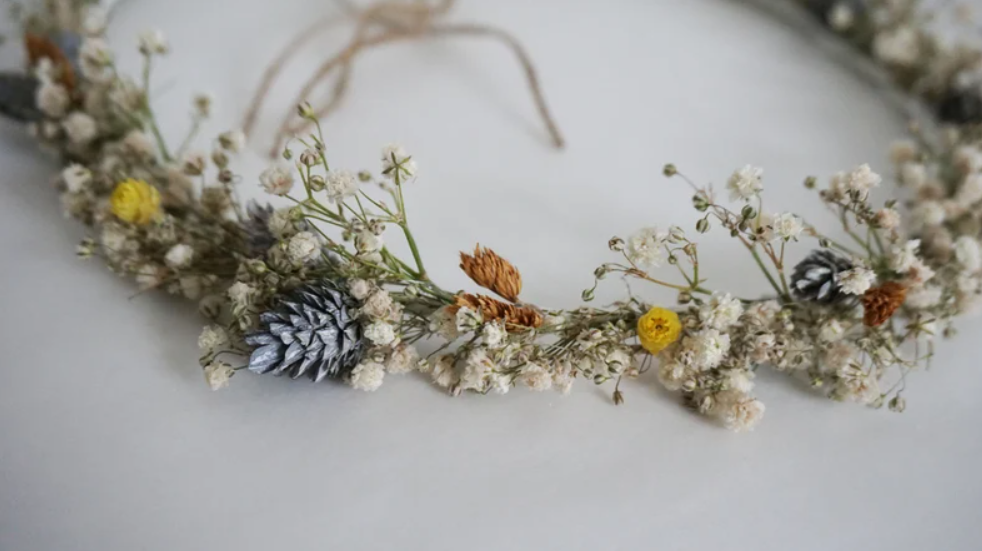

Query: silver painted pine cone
[
  {"left": 245, "top": 282, "right": 365, "bottom": 381},
  {"left": 791, "top": 249, "right": 855, "bottom": 304}
]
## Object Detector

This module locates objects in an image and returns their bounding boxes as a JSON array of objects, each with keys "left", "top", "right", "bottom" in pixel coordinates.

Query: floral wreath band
[{"left": 2, "top": 0, "right": 980, "bottom": 432}]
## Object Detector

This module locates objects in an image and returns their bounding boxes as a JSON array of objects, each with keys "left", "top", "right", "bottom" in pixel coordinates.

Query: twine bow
[{"left": 243, "top": 0, "right": 565, "bottom": 158}]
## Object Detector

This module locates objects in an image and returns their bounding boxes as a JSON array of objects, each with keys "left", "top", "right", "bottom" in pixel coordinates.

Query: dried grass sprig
[{"left": 459, "top": 244, "right": 523, "bottom": 303}]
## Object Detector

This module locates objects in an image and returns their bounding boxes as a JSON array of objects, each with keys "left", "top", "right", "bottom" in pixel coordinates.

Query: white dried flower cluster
[
  {"left": 381, "top": 144, "right": 416, "bottom": 180},
  {"left": 837, "top": 267, "right": 876, "bottom": 296},
  {"left": 626, "top": 227, "right": 667, "bottom": 267},
  {"left": 260, "top": 164, "right": 294, "bottom": 196},
  {"left": 727, "top": 165, "right": 763, "bottom": 202},
  {"left": 286, "top": 231, "right": 320, "bottom": 264},
  {"left": 325, "top": 170, "right": 359, "bottom": 202}
]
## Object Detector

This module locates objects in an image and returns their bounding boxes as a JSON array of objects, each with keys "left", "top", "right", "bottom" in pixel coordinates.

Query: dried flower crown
[{"left": 4, "top": 0, "right": 981, "bottom": 432}]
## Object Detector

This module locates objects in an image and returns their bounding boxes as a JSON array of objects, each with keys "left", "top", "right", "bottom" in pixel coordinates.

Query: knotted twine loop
[{"left": 242, "top": 0, "right": 566, "bottom": 158}]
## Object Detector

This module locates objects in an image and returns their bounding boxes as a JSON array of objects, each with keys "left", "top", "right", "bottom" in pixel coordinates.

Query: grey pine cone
[
  {"left": 245, "top": 282, "right": 365, "bottom": 381},
  {"left": 791, "top": 249, "right": 855, "bottom": 304},
  {"left": 242, "top": 201, "right": 314, "bottom": 257},
  {"left": 242, "top": 201, "right": 277, "bottom": 257}
]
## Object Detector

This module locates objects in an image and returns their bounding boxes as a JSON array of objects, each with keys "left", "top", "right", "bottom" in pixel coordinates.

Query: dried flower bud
[
  {"left": 608, "top": 237, "right": 625, "bottom": 251},
  {"left": 217, "top": 169, "right": 234, "bottom": 184},
  {"left": 888, "top": 395, "right": 906, "bottom": 412},
  {"left": 282, "top": 148, "right": 293, "bottom": 160},
  {"left": 297, "top": 101, "right": 315, "bottom": 119},
  {"left": 211, "top": 149, "right": 229, "bottom": 169},
  {"left": 613, "top": 389, "right": 625, "bottom": 405},
  {"left": 200, "top": 187, "right": 230, "bottom": 215},
  {"left": 699, "top": 395, "right": 714, "bottom": 414},
  {"left": 668, "top": 226, "right": 686, "bottom": 243},
  {"left": 804, "top": 176, "right": 817, "bottom": 189},
  {"left": 199, "top": 295, "right": 223, "bottom": 320},
  {"left": 696, "top": 218, "right": 710, "bottom": 233},
  {"left": 459, "top": 245, "right": 523, "bottom": 303},
  {"left": 138, "top": 30, "right": 169, "bottom": 55},
  {"left": 693, "top": 195, "right": 710, "bottom": 212},
  {"left": 181, "top": 151, "right": 206, "bottom": 176},
  {"left": 193, "top": 94, "right": 212, "bottom": 118},
  {"left": 246, "top": 259, "right": 268, "bottom": 274},
  {"left": 76, "top": 238, "right": 96, "bottom": 258},
  {"left": 218, "top": 130, "right": 246, "bottom": 153},
  {"left": 308, "top": 174, "right": 325, "bottom": 191},
  {"left": 581, "top": 288, "right": 595, "bottom": 302},
  {"left": 594, "top": 265, "right": 609, "bottom": 280},
  {"left": 663, "top": 163, "right": 677, "bottom": 177},
  {"left": 299, "top": 148, "right": 319, "bottom": 167},
  {"left": 741, "top": 205, "right": 756, "bottom": 219}
]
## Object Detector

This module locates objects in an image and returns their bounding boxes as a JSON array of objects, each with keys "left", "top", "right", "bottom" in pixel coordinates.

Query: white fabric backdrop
[{"left": 2, "top": 1, "right": 981, "bottom": 549}]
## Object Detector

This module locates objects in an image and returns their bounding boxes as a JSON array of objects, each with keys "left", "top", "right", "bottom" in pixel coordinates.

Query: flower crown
[{"left": 3, "top": 0, "right": 981, "bottom": 432}]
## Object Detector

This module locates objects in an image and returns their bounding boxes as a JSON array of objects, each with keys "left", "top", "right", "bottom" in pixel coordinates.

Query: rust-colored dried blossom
[
  {"left": 459, "top": 245, "right": 523, "bottom": 303},
  {"left": 25, "top": 33, "right": 77, "bottom": 91},
  {"left": 862, "top": 282, "right": 907, "bottom": 327},
  {"left": 450, "top": 293, "right": 542, "bottom": 329}
]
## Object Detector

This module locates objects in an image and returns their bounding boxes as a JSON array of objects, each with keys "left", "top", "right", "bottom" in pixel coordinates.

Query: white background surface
[{"left": 2, "top": 1, "right": 982, "bottom": 549}]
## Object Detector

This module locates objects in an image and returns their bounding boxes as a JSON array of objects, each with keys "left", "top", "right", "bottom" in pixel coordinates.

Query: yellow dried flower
[
  {"left": 637, "top": 306, "right": 682, "bottom": 354},
  {"left": 111, "top": 178, "right": 160, "bottom": 225}
]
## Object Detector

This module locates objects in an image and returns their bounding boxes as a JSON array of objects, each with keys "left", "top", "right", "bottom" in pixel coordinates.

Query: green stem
[
  {"left": 141, "top": 56, "right": 172, "bottom": 163},
  {"left": 394, "top": 171, "right": 427, "bottom": 278},
  {"left": 175, "top": 117, "right": 202, "bottom": 160},
  {"left": 777, "top": 241, "right": 791, "bottom": 297},
  {"left": 745, "top": 242, "right": 785, "bottom": 298}
]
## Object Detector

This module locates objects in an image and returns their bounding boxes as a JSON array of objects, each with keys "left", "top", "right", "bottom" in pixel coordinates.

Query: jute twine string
[{"left": 242, "top": 0, "right": 565, "bottom": 158}]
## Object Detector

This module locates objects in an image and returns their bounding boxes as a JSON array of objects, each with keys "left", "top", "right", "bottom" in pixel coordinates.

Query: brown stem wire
[{"left": 241, "top": 0, "right": 565, "bottom": 158}]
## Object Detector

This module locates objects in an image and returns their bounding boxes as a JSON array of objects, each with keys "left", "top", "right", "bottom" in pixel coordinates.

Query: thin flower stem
[
  {"left": 742, "top": 240, "right": 785, "bottom": 298},
  {"left": 777, "top": 241, "right": 791, "bottom": 297},
  {"left": 141, "top": 56, "right": 172, "bottom": 163},
  {"left": 358, "top": 190, "right": 392, "bottom": 214},
  {"left": 175, "top": 116, "right": 203, "bottom": 160},
  {"left": 394, "top": 171, "right": 427, "bottom": 278}
]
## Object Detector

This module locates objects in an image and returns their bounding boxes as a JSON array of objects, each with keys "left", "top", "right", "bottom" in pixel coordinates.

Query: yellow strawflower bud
[
  {"left": 111, "top": 178, "right": 160, "bottom": 225},
  {"left": 637, "top": 306, "right": 682, "bottom": 355}
]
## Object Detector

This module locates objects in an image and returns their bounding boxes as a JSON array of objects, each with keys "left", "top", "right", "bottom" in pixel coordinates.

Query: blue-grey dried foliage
[
  {"left": 791, "top": 249, "right": 855, "bottom": 304},
  {"left": 246, "top": 282, "right": 365, "bottom": 381},
  {"left": 242, "top": 201, "right": 278, "bottom": 257},
  {"left": 0, "top": 73, "right": 41, "bottom": 123},
  {"left": 937, "top": 90, "right": 982, "bottom": 125}
]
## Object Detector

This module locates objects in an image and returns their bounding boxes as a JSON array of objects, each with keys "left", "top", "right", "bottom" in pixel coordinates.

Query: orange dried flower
[
  {"left": 459, "top": 245, "right": 523, "bottom": 303},
  {"left": 862, "top": 282, "right": 907, "bottom": 327},
  {"left": 450, "top": 293, "right": 542, "bottom": 329},
  {"left": 25, "top": 33, "right": 76, "bottom": 91}
]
